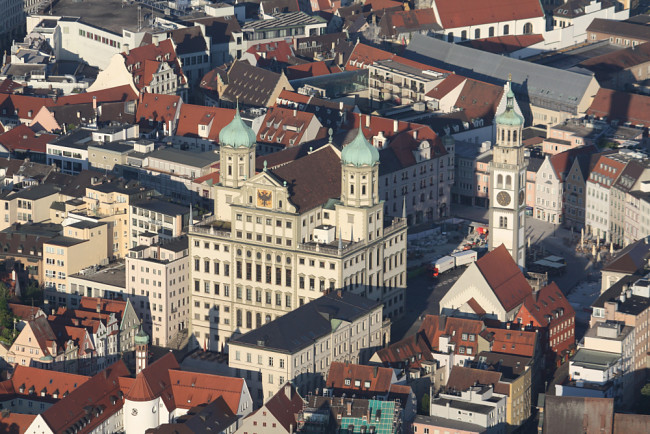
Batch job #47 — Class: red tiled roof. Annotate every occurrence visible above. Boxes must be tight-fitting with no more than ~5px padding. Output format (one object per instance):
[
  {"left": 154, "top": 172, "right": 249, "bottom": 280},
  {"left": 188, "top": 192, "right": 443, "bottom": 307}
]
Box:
[
  {"left": 169, "top": 370, "right": 244, "bottom": 412},
  {"left": 587, "top": 88, "right": 650, "bottom": 127},
  {"left": 446, "top": 365, "right": 510, "bottom": 396},
  {"left": 262, "top": 384, "right": 303, "bottom": 432},
  {"left": 374, "top": 331, "right": 432, "bottom": 369},
  {"left": 419, "top": 315, "right": 485, "bottom": 356},
  {"left": 246, "top": 40, "right": 294, "bottom": 64},
  {"left": 481, "top": 327, "right": 537, "bottom": 357},
  {"left": 0, "top": 124, "right": 56, "bottom": 154},
  {"left": 466, "top": 298, "right": 487, "bottom": 316},
  {"left": 380, "top": 9, "right": 441, "bottom": 38},
  {"left": 433, "top": 0, "right": 543, "bottom": 29},
  {"left": 475, "top": 245, "right": 532, "bottom": 312},
  {"left": 464, "top": 34, "right": 544, "bottom": 54},
  {"left": 364, "top": 0, "right": 402, "bottom": 9},
  {"left": 257, "top": 106, "right": 318, "bottom": 148},
  {"left": 125, "top": 352, "right": 178, "bottom": 403},
  {"left": 0, "top": 412, "right": 36, "bottom": 433},
  {"left": 8, "top": 303, "right": 44, "bottom": 321},
  {"left": 27, "top": 316, "right": 60, "bottom": 358},
  {"left": 78, "top": 297, "right": 127, "bottom": 317},
  {"left": 0, "top": 79, "right": 24, "bottom": 95},
  {"left": 193, "top": 170, "right": 220, "bottom": 185},
  {"left": 326, "top": 362, "right": 394, "bottom": 393},
  {"left": 454, "top": 78, "right": 503, "bottom": 120},
  {"left": 40, "top": 361, "right": 130, "bottom": 433},
  {"left": 123, "top": 39, "right": 185, "bottom": 91},
  {"left": 136, "top": 93, "right": 182, "bottom": 125},
  {"left": 549, "top": 145, "right": 597, "bottom": 182},
  {"left": 587, "top": 153, "right": 627, "bottom": 188},
  {"left": 175, "top": 104, "right": 236, "bottom": 141},
  {"left": 286, "top": 61, "right": 342, "bottom": 80},
  {"left": 425, "top": 74, "right": 466, "bottom": 99},
  {"left": 54, "top": 85, "right": 138, "bottom": 106},
  {"left": 269, "top": 145, "right": 341, "bottom": 213},
  {"left": 0, "top": 365, "right": 89, "bottom": 401},
  {"left": 520, "top": 282, "right": 575, "bottom": 329},
  {"left": 0, "top": 94, "right": 54, "bottom": 121},
  {"left": 345, "top": 43, "right": 395, "bottom": 70}
]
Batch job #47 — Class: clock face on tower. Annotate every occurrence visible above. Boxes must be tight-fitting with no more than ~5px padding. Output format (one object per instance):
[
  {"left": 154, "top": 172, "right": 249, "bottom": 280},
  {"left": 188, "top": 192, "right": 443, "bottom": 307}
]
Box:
[
  {"left": 257, "top": 189, "right": 273, "bottom": 208},
  {"left": 496, "top": 191, "right": 511, "bottom": 207},
  {"left": 519, "top": 190, "right": 525, "bottom": 205}
]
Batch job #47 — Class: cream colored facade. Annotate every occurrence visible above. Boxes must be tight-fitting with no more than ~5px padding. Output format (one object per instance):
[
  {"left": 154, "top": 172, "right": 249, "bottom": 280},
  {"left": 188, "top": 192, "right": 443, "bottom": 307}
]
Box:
[
  {"left": 189, "top": 125, "right": 407, "bottom": 353},
  {"left": 43, "top": 222, "right": 109, "bottom": 294},
  {"left": 125, "top": 235, "right": 190, "bottom": 347},
  {"left": 84, "top": 184, "right": 152, "bottom": 259},
  {"left": 229, "top": 301, "right": 385, "bottom": 406}
]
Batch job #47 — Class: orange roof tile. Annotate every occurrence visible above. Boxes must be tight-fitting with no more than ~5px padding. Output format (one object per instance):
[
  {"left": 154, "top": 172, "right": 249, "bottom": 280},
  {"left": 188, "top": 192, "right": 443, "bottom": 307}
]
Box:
[
  {"left": 482, "top": 327, "right": 537, "bottom": 357},
  {"left": 464, "top": 34, "right": 544, "bottom": 54},
  {"left": 426, "top": 74, "right": 466, "bottom": 99},
  {"left": 419, "top": 315, "right": 485, "bottom": 356},
  {"left": 0, "top": 412, "right": 36, "bottom": 434},
  {"left": 345, "top": 43, "right": 395, "bottom": 70},
  {"left": 176, "top": 104, "right": 236, "bottom": 142},
  {"left": 40, "top": 360, "right": 131, "bottom": 433},
  {"left": 433, "top": 0, "right": 543, "bottom": 29},
  {"left": 169, "top": 370, "right": 244, "bottom": 413},
  {"left": 54, "top": 85, "right": 138, "bottom": 106},
  {"left": 519, "top": 282, "right": 575, "bottom": 329},
  {"left": 0, "top": 124, "right": 56, "bottom": 154},
  {"left": 123, "top": 39, "right": 185, "bottom": 91},
  {"left": 454, "top": 78, "right": 503, "bottom": 121},
  {"left": 326, "top": 362, "right": 394, "bottom": 393},
  {"left": 0, "top": 365, "right": 89, "bottom": 402},
  {"left": 257, "top": 106, "right": 318, "bottom": 148},
  {"left": 286, "top": 61, "right": 342, "bottom": 80},
  {"left": 136, "top": 93, "right": 182, "bottom": 125},
  {"left": 125, "top": 352, "right": 178, "bottom": 403},
  {"left": 8, "top": 303, "right": 44, "bottom": 321},
  {"left": 446, "top": 365, "right": 509, "bottom": 396},
  {"left": 587, "top": 88, "right": 650, "bottom": 127},
  {"left": 475, "top": 245, "right": 532, "bottom": 312},
  {"left": 374, "top": 331, "right": 432, "bottom": 368}
]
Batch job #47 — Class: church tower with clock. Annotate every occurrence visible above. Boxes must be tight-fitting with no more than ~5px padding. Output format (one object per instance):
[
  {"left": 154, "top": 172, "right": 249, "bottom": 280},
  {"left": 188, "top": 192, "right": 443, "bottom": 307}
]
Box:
[{"left": 488, "top": 78, "right": 526, "bottom": 268}]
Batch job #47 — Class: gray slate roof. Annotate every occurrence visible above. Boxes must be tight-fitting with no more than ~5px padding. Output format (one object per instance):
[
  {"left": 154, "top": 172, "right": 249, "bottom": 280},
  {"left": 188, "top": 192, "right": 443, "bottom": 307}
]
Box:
[
  {"left": 230, "top": 291, "right": 381, "bottom": 353},
  {"left": 404, "top": 35, "right": 596, "bottom": 114}
]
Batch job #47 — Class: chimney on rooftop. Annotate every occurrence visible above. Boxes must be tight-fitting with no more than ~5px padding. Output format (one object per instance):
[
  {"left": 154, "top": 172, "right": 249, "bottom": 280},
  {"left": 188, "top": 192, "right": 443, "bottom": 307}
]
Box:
[
  {"left": 124, "top": 44, "right": 130, "bottom": 55},
  {"left": 346, "top": 401, "right": 352, "bottom": 416},
  {"left": 284, "top": 383, "right": 292, "bottom": 400},
  {"left": 393, "top": 119, "right": 398, "bottom": 133},
  {"left": 365, "top": 114, "right": 370, "bottom": 128}
]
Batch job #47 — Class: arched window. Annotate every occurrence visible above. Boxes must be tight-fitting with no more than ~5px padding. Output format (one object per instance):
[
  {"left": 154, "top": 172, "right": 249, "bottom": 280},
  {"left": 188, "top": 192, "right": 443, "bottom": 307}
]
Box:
[
  {"left": 497, "top": 174, "right": 503, "bottom": 188},
  {"left": 506, "top": 175, "right": 512, "bottom": 189},
  {"left": 256, "top": 313, "right": 262, "bottom": 328},
  {"left": 236, "top": 309, "right": 242, "bottom": 327},
  {"left": 447, "top": 32, "right": 454, "bottom": 42},
  {"left": 501, "top": 128, "right": 505, "bottom": 142},
  {"left": 507, "top": 130, "right": 511, "bottom": 142},
  {"left": 475, "top": 28, "right": 480, "bottom": 39},
  {"left": 503, "top": 24, "right": 510, "bottom": 35},
  {"left": 523, "top": 22, "right": 533, "bottom": 34},
  {"left": 513, "top": 130, "right": 517, "bottom": 143},
  {"left": 362, "top": 185, "right": 366, "bottom": 195},
  {"left": 246, "top": 311, "right": 252, "bottom": 329},
  {"left": 265, "top": 314, "right": 271, "bottom": 324},
  {"left": 350, "top": 184, "right": 354, "bottom": 195},
  {"left": 489, "top": 27, "right": 495, "bottom": 37},
  {"left": 461, "top": 30, "right": 467, "bottom": 41}
]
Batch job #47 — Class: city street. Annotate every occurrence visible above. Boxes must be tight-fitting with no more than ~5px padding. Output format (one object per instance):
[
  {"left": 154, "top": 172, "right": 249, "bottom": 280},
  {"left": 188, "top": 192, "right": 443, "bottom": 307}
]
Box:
[{"left": 394, "top": 204, "right": 598, "bottom": 341}]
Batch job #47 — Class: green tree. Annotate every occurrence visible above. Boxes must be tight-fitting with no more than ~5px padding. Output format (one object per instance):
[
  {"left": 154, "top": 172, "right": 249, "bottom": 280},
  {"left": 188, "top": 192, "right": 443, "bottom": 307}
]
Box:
[
  {"left": 638, "top": 383, "right": 650, "bottom": 414},
  {"left": 420, "top": 393, "right": 430, "bottom": 415},
  {"left": 0, "top": 284, "right": 17, "bottom": 345},
  {"left": 20, "top": 281, "right": 43, "bottom": 307}
]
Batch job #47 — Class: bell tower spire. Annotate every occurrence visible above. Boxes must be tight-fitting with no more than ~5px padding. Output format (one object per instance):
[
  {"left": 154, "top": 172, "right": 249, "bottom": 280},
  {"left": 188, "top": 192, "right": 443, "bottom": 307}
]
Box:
[{"left": 488, "top": 74, "right": 527, "bottom": 268}]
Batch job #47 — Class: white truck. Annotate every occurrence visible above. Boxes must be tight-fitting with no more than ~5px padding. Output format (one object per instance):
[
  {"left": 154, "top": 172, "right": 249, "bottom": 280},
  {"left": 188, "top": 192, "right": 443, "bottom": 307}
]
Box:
[
  {"left": 452, "top": 250, "right": 478, "bottom": 267},
  {"left": 430, "top": 250, "right": 478, "bottom": 277},
  {"left": 430, "top": 256, "right": 455, "bottom": 277}
]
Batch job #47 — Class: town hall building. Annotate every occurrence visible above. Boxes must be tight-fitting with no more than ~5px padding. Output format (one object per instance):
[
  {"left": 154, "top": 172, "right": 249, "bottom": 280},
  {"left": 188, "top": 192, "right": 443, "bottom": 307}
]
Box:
[{"left": 188, "top": 108, "right": 408, "bottom": 351}]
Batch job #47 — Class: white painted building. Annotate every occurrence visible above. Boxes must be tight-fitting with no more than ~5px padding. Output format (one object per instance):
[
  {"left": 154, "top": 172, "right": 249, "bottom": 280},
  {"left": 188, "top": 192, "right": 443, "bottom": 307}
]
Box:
[{"left": 125, "top": 234, "right": 190, "bottom": 347}]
